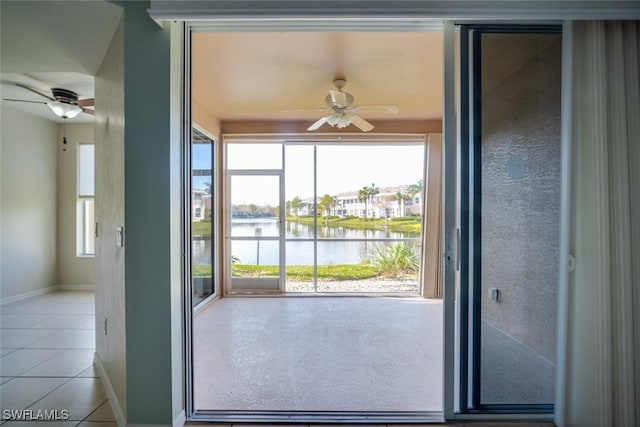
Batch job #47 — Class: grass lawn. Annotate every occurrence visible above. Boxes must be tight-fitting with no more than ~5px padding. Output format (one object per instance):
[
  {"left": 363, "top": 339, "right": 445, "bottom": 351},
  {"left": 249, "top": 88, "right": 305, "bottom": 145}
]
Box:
[
  {"left": 194, "top": 263, "right": 381, "bottom": 281},
  {"left": 287, "top": 215, "right": 422, "bottom": 235},
  {"left": 192, "top": 221, "right": 211, "bottom": 236},
  {"left": 193, "top": 216, "right": 422, "bottom": 237}
]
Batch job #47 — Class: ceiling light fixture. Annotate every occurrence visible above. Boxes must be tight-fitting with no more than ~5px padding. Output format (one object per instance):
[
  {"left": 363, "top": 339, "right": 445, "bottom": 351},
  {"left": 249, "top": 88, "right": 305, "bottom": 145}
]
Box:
[{"left": 46, "top": 101, "right": 82, "bottom": 119}]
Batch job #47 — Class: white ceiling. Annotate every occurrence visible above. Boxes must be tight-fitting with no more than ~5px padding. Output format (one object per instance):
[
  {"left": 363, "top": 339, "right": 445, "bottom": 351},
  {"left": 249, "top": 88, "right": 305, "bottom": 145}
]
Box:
[{"left": 0, "top": 1, "right": 122, "bottom": 123}]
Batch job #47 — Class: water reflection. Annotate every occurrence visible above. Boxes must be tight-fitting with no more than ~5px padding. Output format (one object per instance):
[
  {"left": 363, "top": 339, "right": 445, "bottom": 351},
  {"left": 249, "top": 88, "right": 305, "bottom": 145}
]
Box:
[{"left": 193, "top": 217, "right": 420, "bottom": 266}]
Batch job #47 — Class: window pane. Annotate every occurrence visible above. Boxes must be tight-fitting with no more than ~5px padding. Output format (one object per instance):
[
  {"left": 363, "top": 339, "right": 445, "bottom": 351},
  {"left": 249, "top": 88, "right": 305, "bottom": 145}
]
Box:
[
  {"left": 479, "top": 32, "right": 561, "bottom": 405},
  {"left": 285, "top": 145, "right": 314, "bottom": 238},
  {"left": 83, "top": 199, "right": 95, "bottom": 255},
  {"left": 192, "top": 129, "right": 214, "bottom": 306},
  {"left": 78, "top": 144, "right": 94, "bottom": 196},
  {"left": 227, "top": 143, "right": 282, "bottom": 169},
  {"left": 316, "top": 144, "right": 425, "bottom": 228}
]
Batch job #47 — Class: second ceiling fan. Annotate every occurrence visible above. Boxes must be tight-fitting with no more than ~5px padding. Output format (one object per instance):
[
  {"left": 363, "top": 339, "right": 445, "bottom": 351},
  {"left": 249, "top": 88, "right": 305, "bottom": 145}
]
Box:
[
  {"left": 297, "top": 78, "right": 399, "bottom": 132},
  {"left": 3, "top": 83, "right": 94, "bottom": 119}
]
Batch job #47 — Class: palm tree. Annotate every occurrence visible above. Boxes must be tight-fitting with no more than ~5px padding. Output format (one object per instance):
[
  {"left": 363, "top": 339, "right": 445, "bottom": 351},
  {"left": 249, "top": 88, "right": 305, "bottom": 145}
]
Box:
[
  {"left": 358, "top": 183, "right": 379, "bottom": 220},
  {"left": 358, "top": 187, "right": 371, "bottom": 219},
  {"left": 409, "top": 179, "right": 423, "bottom": 198},
  {"left": 318, "top": 194, "right": 338, "bottom": 224},
  {"left": 319, "top": 194, "right": 337, "bottom": 219},
  {"left": 290, "top": 196, "right": 302, "bottom": 219},
  {"left": 393, "top": 189, "right": 412, "bottom": 217}
]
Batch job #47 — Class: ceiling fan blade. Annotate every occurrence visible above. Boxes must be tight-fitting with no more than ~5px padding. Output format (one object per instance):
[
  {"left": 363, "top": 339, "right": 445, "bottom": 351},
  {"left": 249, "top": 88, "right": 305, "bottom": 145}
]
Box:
[
  {"left": 77, "top": 98, "right": 94, "bottom": 107},
  {"left": 15, "top": 83, "right": 55, "bottom": 102},
  {"left": 350, "top": 115, "right": 374, "bottom": 132},
  {"left": 307, "top": 116, "right": 329, "bottom": 131},
  {"left": 2, "top": 98, "right": 46, "bottom": 104},
  {"left": 329, "top": 90, "right": 348, "bottom": 107},
  {"left": 354, "top": 105, "right": 400, "bottom": 114},
  {"left": 82, "top": 107, "right": 94, "bottom": 116}
]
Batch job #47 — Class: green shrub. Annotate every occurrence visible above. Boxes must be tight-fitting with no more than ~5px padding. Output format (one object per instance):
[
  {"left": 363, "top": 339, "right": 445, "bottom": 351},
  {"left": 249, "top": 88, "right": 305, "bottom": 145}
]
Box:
[{"left": 371, "top": 242, "right": 420, "bottom": 277}]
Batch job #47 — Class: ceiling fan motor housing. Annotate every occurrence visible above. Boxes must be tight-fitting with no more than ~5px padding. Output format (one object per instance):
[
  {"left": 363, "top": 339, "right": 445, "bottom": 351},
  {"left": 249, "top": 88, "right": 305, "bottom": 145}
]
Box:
[
  {"left": 52, "top": 88, "right": 79, "bottom": 104},
  {"left": 325, "top": 92, "right": 354, "bottom": 109}
]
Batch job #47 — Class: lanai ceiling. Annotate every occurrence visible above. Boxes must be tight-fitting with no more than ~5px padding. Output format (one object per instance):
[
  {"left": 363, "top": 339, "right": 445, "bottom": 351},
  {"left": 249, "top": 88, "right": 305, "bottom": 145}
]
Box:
[{"left": 192, "top": 31, "right": 444, "bottom": 123}]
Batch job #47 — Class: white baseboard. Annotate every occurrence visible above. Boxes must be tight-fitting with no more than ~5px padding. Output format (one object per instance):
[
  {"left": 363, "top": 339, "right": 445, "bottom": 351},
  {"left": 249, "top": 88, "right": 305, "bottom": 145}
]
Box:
[
  {"left": 173, "top": 409, "right": 185, "bottom": 427},
  {"left": 93, "top": 353, "right": 126, "bottom": 427},
  {"left": 58, "top": 284, "right": 95, "bottom": 291},
  {"left": 0, "top": 286, "right": 56, "bottom": 305}
]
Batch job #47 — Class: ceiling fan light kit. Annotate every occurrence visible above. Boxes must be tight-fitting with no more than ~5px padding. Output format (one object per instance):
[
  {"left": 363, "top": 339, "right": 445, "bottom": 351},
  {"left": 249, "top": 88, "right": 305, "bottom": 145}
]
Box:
[
  {"left": 47, "top": 101, "right": 82, "bottom": 119},
  {"left": 3, "top": 83, "right": 94, "bottom": 119},
  {"left": 302, "top": 78, "right": 398, "bottom": 133}
]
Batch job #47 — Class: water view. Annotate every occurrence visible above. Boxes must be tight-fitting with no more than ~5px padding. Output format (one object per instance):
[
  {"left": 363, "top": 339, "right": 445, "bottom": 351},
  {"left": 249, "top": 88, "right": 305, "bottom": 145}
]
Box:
[{"left": 193, "top": 217, "right": 420, "bottom": 266}]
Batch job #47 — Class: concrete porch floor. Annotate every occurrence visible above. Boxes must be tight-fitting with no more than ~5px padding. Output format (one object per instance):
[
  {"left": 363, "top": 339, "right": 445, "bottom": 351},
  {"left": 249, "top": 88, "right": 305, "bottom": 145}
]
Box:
[{"left": 193, "top": 296, "right": 443, "bottom": 412}]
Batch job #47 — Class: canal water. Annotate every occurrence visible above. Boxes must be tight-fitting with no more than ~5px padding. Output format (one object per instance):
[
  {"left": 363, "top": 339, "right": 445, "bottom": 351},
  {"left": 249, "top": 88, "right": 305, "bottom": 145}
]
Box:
[{"left": 193, "top": 217, "right": 420, "bottom": 265}]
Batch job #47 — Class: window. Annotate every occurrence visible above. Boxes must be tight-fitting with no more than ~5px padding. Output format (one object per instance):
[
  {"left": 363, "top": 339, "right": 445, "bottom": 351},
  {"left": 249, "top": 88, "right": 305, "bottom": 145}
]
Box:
[
  {"left": 77, "top": 144, "right": 95, "bottom": 256},
  {"left": 191, "top": 127, "right": 215, "bottom": 306}
]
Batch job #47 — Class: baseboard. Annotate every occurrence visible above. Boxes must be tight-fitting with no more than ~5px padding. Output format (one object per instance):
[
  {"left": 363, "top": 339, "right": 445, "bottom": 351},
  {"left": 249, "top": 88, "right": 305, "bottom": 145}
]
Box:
[
  {"left": 93, "top": 353, "right": 126, "bottom": 427},
  {"left": 173, "top": 410, "right": 186, "bottom": 427},
  {"left": 0, "top": 286, "right": 56, "bottom": 305},
  {"left": 58, "top": 284, "right": 95, "bottom": 291}
]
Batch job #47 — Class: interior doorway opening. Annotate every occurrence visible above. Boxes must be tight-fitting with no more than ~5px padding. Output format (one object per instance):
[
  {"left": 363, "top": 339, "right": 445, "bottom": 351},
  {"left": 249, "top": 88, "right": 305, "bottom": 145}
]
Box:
[{"left": 187, "top": 28, "right": 445, "bottom": 420}]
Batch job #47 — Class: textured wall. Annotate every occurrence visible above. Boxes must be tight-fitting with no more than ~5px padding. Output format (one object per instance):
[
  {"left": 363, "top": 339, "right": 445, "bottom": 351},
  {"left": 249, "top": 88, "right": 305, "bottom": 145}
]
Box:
[
  {"left": 94, "top": 15, "right": 127, "bottom": 420},
  {"left": 1, "top": 106, "right": 58, "bottom": 300},
  {"left": 480, "top": 38, "right": 562, "bottom": 363}
]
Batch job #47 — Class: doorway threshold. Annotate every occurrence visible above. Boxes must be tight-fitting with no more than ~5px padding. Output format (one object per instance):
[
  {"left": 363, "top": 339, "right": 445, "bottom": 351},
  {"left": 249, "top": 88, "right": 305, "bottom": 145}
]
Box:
[{"left": 189, "top": 410, "right": 445, "bottom": 424}]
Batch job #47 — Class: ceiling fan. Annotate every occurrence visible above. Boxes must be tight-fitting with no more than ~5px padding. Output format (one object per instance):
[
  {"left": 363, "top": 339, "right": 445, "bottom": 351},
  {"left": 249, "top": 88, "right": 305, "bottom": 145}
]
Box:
[
  {"left": 3, "top": 83, "right": 94, "bottom": 119},
  {"left": 290, "top": 78, "right": 399, "bottom": 132}
]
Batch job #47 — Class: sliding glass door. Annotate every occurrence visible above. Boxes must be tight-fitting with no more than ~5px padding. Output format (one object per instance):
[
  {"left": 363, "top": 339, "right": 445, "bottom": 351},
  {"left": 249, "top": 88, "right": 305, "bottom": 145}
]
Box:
[
  {"left": 454, "top": 25, "right": 562, "bottom": 412},
  {"left": 226, "top": 143, "right": 284, "bottom": 292}
]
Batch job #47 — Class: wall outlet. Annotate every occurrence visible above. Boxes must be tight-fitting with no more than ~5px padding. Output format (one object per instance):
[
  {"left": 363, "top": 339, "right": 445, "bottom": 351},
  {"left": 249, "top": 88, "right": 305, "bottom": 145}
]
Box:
[{"left": 488, "top": 287, "right": 500, "bottom": 302}]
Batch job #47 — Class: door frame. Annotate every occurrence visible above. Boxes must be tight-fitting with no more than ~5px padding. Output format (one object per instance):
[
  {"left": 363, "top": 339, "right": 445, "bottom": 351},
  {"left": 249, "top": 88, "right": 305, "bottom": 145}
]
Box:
[
  {"left": 180, "top": 16, "right": 574, "bottom": 425},
  {"left": 225, "top": 169, "right": 285, "bottom": 294}
]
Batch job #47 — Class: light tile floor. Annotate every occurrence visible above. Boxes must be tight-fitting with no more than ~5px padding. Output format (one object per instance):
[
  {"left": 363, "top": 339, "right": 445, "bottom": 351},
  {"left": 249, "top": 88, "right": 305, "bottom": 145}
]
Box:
[{"left": 0, "top": 291, "right": 116, "bottom": 427}]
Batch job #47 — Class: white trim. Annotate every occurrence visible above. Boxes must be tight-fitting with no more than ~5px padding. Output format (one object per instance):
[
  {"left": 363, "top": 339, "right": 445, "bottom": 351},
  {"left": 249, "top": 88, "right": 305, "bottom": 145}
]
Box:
[
  {"left": 173, "top": 410, "right": 186, "bottom": 427},
  {"left": 94, "top": 353, "right": 126, "bottom": 427},
  {"left": 555, "top": 19, "right": 574, "bottom": 427},
  {"left": 0, "top": 286, "right": 56, "bottom": 305},
  {"left": 223, "top": 133, "right": 427, "bottom": 144}
]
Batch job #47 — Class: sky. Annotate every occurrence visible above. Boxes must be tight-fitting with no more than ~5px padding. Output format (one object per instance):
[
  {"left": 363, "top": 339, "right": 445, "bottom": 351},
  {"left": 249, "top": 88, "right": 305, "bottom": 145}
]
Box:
[{"left": 194, "top": 143, "right": 425, "bottom": 206}]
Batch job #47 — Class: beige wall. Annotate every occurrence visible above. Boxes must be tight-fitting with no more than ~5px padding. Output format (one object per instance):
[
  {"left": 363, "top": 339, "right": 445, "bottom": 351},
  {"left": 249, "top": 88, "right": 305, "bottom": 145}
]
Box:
[
  {"left": 220, "top": 119, "right": 442, "bottom": 135},
  {"left": 57, "top": 123, "right": 95, "bottom": 287},
  {"left": 193, "top": 100, "right": 220, "bottom": 137},
  {"left": 94, "top": 17, "right": 127, "bottom": 421},
  {"left": 1, "top": 106, "right": 58, "bottom": 301}
]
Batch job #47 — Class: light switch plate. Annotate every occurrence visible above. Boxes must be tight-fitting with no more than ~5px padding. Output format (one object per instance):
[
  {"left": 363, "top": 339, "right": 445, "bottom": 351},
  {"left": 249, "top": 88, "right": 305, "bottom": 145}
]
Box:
[{"left": 116, "top": 226, "right": 124, "bottom": 247}]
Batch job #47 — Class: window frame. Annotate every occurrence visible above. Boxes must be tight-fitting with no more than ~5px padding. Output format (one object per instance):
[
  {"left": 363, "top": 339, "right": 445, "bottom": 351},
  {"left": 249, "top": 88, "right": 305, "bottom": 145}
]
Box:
[{"left": 77, "top": 142, "right": 95, "bottom": 257}]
